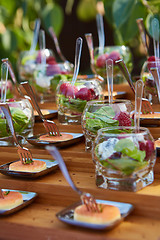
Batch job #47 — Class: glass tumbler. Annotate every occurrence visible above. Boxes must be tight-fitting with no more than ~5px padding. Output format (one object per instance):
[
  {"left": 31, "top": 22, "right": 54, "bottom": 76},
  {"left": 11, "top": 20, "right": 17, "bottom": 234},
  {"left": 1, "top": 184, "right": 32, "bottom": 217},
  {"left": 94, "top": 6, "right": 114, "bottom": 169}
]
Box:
[
  {"left": 56, "top": 78, "right": 103, "bottom": 125},
  {"left": 92, "top": 126, "right": 156, "bottom": 192},
  {"left": 93, "top": 46, "right": 133, "bottom": 84},
  {"left": 141, "top": 59, "right": 160, "bottom": 104},
  {"left": 81, "top": 99, "right": 132, "bottom": 151},
  {"left": 17, "top": 49, "right": 55, "bottom": 82},
  {"left": 0, "top": 99, "right": 34, "bottom": 146},
  {"left": 33, "top": 62, "right": 73, "bottom": 103}
]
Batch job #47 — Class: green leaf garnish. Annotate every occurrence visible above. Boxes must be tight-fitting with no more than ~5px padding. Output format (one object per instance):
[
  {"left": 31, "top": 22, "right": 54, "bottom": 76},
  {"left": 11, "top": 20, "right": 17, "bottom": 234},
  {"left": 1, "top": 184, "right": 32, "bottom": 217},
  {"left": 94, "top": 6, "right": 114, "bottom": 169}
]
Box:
[
  {"left": 114, "top": 139, "right": 146, "bottom": 162},
  {"left": 4, "top": 191, "right": 10, "bottom": 196},
  {"left": 100, "top": 157, "right": 148, "bottom": 175},
  {"left": 24, "top": 159, "right": 33, "bottom": 164},
  {"left": 85, "top": 106, "right": 119, "bottom": 134},
  {"left": 58, "top": 94, "right": 87, "bottom": 113}
]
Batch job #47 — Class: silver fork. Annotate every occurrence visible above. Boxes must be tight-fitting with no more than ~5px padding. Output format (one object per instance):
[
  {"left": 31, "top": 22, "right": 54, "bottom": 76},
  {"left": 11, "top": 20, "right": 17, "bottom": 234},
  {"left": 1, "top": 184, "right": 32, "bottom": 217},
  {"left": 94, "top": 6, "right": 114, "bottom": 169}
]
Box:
[
  {"left": 115, "top": 59, "right": 154, "bottom": 114},
  {"left": 20, "top": 81, "right": 60, "bottom": 136},
  {"left": 46, "top": 145, "right": 99, "bottom": 213},
  {"left": 48, "top": 26, "right": 74, "bottom": 70},
  {"left": 0, "top": 103, "right": 33, "bottom": 164}
]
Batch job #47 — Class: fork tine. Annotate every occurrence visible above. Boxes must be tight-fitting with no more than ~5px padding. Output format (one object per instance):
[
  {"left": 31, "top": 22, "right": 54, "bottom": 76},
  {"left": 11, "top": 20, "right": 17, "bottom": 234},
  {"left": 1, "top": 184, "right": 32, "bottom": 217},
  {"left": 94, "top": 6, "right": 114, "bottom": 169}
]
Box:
[
  {"left": 51, "top": 122, "right": 59, "bottom": 135},
  {"left": 43, "top": 120, "right": 61, "bottom": 136},
  {"left": 141, "top": 100, "right": 154, "bottom": 114},
  {"left": 43, "top": 122, "right": 53, "bottom": 136},
  {"left": 18, "top": 150, "right": 24, "bottom": 164},
  {"left": 54, "top": 124, "right": 61, "bottom": 136},
  {"left": 27, "top": 150, "right": 33, "bottom": 160},
  {"left": 142, "top": 103, "right": 147, "bottom": 114},
  {"left": 17, "top": 147, "right": 33, "bottom": 164},
  {"left": 48, "top": 124, "right": 55, "bottom": 135},
  {"left": 81, "top": 194, "right": 99, "bottom": 213},
  {"left": 146, "top": 101, "right": 154, "bottom": 114},
  {"left": 21, "top": 152, "right": 26, "bottom": 163},
  {"left": 0, "top": 189, "right": 4, "bottom": 199}
]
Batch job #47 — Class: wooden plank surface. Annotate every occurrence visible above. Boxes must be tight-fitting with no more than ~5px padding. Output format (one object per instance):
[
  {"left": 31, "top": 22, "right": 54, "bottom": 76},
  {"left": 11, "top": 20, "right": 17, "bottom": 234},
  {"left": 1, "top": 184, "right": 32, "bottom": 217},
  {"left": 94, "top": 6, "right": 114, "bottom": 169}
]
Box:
[{"left": 0, "top": 85, "right": 160, "bottom": 240}]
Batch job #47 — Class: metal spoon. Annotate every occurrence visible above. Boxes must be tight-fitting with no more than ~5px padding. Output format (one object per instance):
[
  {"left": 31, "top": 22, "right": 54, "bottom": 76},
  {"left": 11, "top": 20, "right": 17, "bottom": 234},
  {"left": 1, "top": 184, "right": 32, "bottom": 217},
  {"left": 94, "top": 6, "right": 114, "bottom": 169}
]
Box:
[
  {"left": 96, "top": 13, "right": 105, "bottom": 55},
  {"left": 71, "top": 37, "right": 83, "bottom": 86},
  {"left": 134, "top": 79, "right": 144, "bottom": 132},
  {"left": 151, "top": 18, "right": 159, "bottom": 59},
  {"left": 30, "top": 18, "right": 41, "bottom": 53},
  {"left": 1, "top": 62, "right": 8, "bottom": 103},
  {"left": 106, "top": 59, "right": 113, "bottom": 103}
]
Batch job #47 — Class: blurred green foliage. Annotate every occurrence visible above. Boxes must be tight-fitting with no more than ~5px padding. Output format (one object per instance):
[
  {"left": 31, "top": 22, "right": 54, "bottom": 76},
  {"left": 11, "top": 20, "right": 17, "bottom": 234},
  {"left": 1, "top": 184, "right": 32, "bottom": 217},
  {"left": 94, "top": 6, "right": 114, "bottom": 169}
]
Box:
[
  {"left": 0, "top": 0, "right": 160, "bottom": 76},
  {"left": 76, "top": 0, "right": 160, "bottom": 45},
  {"left": 0, "top": 0, "right": 64, "bottom": 71},
  {"left": 75, "top": 0, "right": 160, "bottom": 74}
]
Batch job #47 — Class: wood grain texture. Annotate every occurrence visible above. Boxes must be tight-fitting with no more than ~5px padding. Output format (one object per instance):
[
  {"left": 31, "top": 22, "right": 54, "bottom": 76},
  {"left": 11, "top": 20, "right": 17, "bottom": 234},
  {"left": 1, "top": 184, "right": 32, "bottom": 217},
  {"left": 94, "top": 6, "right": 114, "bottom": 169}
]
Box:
[{"left": 0, "top": 86, "right": 160, "bottom": 240}]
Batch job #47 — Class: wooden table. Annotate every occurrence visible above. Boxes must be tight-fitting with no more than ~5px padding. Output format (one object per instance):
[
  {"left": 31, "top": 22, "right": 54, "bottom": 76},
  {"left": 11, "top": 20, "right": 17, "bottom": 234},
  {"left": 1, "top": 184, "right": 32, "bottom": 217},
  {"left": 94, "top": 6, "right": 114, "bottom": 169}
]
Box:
[{"left": 0, "top": 86, "right": 160, "bottom": 240}]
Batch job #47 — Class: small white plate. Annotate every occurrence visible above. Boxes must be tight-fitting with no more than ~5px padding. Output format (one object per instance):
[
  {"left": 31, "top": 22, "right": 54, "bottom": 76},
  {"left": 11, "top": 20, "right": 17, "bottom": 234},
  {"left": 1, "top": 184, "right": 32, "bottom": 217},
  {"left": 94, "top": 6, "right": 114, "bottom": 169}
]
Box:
[
  {"left": 0, "top": 189, "right": 37, "bottom": 216},
  {"left": 27, "top": 133, "right": 84, "bottom": 148},
  {"left": 0, "top": 158, "right": 58, "bottom": 179},
  {"left": 56, "top": 199, "right": 134, "bottom": 230}
]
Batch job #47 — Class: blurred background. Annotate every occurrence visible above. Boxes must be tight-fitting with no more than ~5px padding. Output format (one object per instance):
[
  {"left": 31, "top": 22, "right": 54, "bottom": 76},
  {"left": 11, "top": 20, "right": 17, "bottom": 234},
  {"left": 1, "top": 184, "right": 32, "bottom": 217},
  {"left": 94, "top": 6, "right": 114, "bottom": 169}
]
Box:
[{"left": 0, "top": 0, "right": 159, "bottom": 79}]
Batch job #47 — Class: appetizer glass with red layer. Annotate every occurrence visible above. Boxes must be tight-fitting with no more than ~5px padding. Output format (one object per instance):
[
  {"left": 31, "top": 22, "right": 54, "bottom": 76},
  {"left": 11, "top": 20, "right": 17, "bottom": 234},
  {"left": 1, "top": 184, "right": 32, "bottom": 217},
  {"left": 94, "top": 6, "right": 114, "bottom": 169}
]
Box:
[
  {"left": 81, "top": 99, "right": 132, "bottom": 151},
  {"left": 56, "top": 77, "right": 103, "bottom": 124},
  {"left": 0, "top": 99, "right": 34, "bottom": 146},
  {"left": 141, "top": 56, "right": 160, "bottom": 104},
  {"left": 93, "top": 126, "right": 156, "bottom": 192},
  {"left": 94, "top": 46, "right": 133, "bottom": 84}
]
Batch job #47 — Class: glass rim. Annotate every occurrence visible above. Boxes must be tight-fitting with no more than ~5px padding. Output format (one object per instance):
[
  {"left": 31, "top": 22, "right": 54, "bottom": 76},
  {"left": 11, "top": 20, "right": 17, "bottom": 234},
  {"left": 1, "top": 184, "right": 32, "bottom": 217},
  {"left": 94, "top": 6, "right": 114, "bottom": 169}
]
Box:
[
  {"left": 94, "top": 45, "right": 129, "bottom": 50},
  {"left": 145, "top": 61, "right": 160, "bottom": 63},
  {"left": 58, "top": 78, "right": 100, "bottom": 84},
  {"left": 97, "top": 126, "right": 150, "bottom": 137},
  {"left": 34, "top": 62, "right": 68, "bottom": 67},
  {"left": 86, "top": 99, "right": 131, "bottom": 106},
  {"left": 19, "top": 48, "right": 53, "bottom": 55},
  {"left": 6, "top": 98, "right": 29, "bottom": 103}
]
